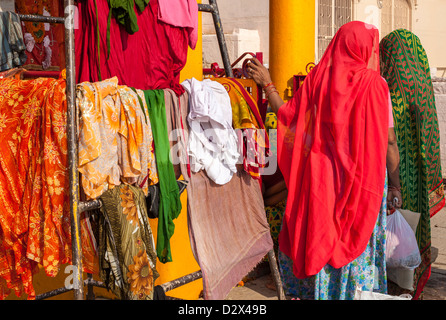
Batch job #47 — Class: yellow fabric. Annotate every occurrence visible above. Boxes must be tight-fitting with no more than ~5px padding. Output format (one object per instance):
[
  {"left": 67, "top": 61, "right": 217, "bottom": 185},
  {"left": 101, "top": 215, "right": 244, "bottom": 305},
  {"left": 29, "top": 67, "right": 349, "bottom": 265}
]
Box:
[
  {"left": 149, "top": 177, "right": 202, "bottom": 300},
  {"left": 212, "top": 78, "right": 259, "bottom": 129},
  {"left": 76, "top": 77, "right": 158, "bottom": 199}
]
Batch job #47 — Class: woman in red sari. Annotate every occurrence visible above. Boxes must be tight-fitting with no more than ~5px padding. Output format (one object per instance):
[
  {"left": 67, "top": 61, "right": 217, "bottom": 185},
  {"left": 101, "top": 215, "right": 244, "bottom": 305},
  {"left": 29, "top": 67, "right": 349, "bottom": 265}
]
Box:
[{"left": 248, "top": 21, "right": 402, "bottom": 299}]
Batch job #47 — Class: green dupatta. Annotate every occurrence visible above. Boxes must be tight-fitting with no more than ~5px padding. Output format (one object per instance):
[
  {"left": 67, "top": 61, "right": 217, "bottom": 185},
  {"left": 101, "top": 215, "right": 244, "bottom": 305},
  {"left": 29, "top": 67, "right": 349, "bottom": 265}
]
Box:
[
  {"left": 144, "top": 89, "right": 182, "bottom": 263},
  {"left": 380, "top": 29, "right": 445, "bottom": 299}
]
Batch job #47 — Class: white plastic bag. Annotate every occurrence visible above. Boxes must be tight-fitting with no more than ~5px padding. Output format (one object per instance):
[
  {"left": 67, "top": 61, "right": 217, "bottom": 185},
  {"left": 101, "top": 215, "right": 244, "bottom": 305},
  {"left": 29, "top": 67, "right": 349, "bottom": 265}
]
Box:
[
  {"left": 354, "top": 287, "right": 412, "bottom": 300},
  {"left": 386, "top": 267, "right": 415, "bottom": 290},
  {"left": 386, "top": 209, "right": 421, "bottom": 269}
]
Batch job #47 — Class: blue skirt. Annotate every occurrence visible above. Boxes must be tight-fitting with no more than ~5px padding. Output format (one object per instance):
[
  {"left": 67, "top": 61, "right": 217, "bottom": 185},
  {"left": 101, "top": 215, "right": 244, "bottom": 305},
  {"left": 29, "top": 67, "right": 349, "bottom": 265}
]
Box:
[{"left": 278, "top": 176, "right": 388, "bottom": 300}]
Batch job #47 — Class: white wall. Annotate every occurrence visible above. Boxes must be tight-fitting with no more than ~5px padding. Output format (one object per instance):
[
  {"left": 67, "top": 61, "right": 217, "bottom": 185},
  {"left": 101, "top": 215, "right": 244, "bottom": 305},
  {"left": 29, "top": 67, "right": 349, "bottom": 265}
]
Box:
[
  {"left": 202, "top": 1, "right": 446, "bottom": 74},
  {"left": 412, "top": 1, "right": 446, "bottom": 76},
  {"left": 434, "top": 81, "right": 446, "bottom": 177},
  {"left": 201, "top": 0, "right": 269, "bottom": 67},
  {"left": 353, "top": 0, "right": 382, "bottom": 33}
]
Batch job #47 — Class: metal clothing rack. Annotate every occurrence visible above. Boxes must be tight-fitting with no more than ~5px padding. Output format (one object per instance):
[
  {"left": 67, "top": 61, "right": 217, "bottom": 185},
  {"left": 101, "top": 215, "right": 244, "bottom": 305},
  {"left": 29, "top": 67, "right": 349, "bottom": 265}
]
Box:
[{"left": 15, "top": 0, "right": 285, "bottom": 300}]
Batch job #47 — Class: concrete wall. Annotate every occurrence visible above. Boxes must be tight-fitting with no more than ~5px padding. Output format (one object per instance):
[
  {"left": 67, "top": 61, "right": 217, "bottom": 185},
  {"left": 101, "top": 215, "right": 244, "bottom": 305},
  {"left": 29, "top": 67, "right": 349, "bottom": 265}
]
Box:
[
  {"left": 412, "top": 1, "right": 446, "bottom": 77},
  {"left": 201, "top": 0, "right": 269, "bottom": 67},
  {"left": 434, "top": 80, "right": 446, "bottom": 178},
  {"left": 203, "top": 1, "right": 446, "bottom": 75}
]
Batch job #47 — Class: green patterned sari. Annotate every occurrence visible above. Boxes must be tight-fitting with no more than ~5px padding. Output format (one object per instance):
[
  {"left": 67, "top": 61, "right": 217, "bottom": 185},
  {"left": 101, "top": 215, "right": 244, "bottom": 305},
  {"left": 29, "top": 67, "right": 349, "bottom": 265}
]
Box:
[{"left": 380, "top": 29, "right": 445, "bottom": 300}]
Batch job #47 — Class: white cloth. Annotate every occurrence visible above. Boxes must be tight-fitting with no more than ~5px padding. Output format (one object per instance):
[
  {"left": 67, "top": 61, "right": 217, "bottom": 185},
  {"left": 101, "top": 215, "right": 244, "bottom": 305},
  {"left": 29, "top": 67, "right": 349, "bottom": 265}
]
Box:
[{"left": 182, "top": 78, "right": 240, "bottom": 185}]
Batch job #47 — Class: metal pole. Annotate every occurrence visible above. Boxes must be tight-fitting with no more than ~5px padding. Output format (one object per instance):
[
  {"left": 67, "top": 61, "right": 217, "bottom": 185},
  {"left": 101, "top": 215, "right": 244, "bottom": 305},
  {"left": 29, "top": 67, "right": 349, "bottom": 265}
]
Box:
[
  {"left": 207, "top": 0, "right": 233, "bottom": 77},
  {"left": 267, "top": 250, "right": 286, "bottom": 300},
  {"left": 17, "top": 14, "right": 65, "bottom": 24},
  {"left": 160, "top": 270, "right": 203, "bottom": 293},
  {"left": 64, "top": 0, "right": 84, "bottom": 300}
]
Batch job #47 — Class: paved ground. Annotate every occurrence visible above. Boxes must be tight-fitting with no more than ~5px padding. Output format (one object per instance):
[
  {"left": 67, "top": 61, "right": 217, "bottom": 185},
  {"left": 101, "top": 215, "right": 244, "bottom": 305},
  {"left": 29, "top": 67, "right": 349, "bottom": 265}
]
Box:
[{"left": 226, "top": 207, "right": 446, "bottom": 300}]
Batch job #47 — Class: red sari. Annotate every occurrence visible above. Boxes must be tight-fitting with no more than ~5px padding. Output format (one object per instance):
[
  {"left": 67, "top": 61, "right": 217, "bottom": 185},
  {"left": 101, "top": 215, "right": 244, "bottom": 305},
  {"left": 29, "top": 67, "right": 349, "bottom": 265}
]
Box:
[{"left": 277, "top": 21, "right": 390, "bottom": 279}]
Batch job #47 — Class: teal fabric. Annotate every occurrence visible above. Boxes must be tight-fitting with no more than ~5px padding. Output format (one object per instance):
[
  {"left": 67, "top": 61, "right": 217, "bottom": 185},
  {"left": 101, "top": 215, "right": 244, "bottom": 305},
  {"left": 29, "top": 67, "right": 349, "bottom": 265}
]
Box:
[
  {"left": 144, "top": 89, "right": 182, "bottom": 263},
  {"left": 0, "top": 12, "right": 28, "bottom": 71}
]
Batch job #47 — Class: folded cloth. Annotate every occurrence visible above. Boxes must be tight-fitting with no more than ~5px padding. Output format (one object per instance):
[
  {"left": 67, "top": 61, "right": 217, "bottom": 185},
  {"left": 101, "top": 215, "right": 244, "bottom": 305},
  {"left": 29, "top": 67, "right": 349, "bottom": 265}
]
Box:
[
  {"left": 0, "top": 11, "right": 28, "bottom": 71},
  {"left": 182, "top": 78, "right": 240, "bottom": 185}
]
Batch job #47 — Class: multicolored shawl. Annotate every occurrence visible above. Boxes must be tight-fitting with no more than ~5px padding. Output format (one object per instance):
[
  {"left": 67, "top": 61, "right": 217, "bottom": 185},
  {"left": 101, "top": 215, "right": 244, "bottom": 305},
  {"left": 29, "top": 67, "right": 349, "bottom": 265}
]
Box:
[
  {"left": 212, "top": 77, "right": 270, "bottom": 180},
  {"left": 277, "top": 21, "right": 389, "bottom": 279},
  {"left": 380, "top": 29, "right": 445, "bottom": 299},
  {"left": 98, "top": 184, "right": 159, "bottom": 300}
]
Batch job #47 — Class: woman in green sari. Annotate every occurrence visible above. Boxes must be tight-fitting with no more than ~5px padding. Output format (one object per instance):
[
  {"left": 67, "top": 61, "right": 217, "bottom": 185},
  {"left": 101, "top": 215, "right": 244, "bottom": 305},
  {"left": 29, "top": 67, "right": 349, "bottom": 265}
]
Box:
[{"left": 380, "top": 29, "right": 445, "bottom": 300}]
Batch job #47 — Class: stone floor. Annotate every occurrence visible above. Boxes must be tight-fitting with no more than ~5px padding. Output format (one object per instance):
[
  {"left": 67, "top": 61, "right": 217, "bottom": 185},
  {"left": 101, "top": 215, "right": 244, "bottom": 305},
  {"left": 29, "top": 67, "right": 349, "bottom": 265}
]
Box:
[{"left": 226, "top": 207, "right": 446, "bottom": 300}]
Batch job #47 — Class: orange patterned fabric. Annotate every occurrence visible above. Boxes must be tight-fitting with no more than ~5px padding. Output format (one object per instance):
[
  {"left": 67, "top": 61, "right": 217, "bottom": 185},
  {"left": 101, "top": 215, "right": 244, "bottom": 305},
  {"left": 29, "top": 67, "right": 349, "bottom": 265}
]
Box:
[
  {"left": 76, "top": 77, "right": 158, "bottom": 199},
  {"left": 0, "top": 76, "right": 95, "bottom": 299}
]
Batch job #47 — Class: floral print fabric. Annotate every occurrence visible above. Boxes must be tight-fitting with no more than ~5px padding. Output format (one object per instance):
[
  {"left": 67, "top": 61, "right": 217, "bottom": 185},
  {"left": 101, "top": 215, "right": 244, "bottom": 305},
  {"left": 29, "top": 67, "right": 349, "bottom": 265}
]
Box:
[
  {"left": 0, "top": 76, "right": 95, "bottom": 299},
  {"left": 76, "top": 77, "right": 158, "bottom": 200},
  {"left": 278, "top": 175, "right": 388, "bottom": 300},
  {"left": 98, "top": 184, "right": 159, "bottom": 300}
]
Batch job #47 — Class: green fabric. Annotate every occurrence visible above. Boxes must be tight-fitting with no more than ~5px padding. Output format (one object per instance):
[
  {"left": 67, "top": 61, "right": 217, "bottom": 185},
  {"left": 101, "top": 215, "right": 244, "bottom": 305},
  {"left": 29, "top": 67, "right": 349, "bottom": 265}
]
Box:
[
  {"left": 94, "top": 0, "right": 102, "bottom": 80},
  {"left": 380, "top": 29, "right": 445, "bottom": 299},
  {"left": 98, "top": 185, "right": 159, "bottom": 300},
  {"left": 107, "top": 0, "right": 139, "bottom": 34},
  {"left": 144, "top": 89, "right": 182, "bottom": 263},
  {"left": 134, "top": 0, "right": 151, "bottom": 12},
  {"left": 105, "top": 0, "right": 150, "bottom": 60}
]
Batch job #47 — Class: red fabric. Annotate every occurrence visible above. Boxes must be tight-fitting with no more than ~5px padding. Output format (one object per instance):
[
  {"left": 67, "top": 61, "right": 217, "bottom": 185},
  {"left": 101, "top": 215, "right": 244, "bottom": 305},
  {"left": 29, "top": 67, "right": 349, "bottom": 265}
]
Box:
[
  {"left": 75, "top": 0, "right": 189, "bottom": 95},
  {"left": 277, "top": 21, "right": 390, "bottom": 278}
]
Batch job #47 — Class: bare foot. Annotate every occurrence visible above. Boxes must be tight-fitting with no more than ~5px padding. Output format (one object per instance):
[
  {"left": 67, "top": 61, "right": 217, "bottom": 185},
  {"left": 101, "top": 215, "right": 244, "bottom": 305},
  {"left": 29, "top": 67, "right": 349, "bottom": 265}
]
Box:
[{"left": 265, "top": 275, "right": 276, "bottom": 291}]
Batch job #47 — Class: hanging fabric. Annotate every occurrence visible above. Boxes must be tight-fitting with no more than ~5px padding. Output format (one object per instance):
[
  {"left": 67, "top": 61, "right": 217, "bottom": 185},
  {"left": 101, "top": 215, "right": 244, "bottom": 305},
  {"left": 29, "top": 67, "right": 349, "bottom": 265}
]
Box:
[
  {"left": 15, "top": 0, "right": 65, "bottom": 70},
  {"left": 157, "top": 0, "right": 198, "bottom": 50},
  {"left": 182, "top": 78, "right": 240, "bottom": 185},
  {"left": 98, "top": 184, "right": 159, "bottom": 300},
  {"left": 172, "top": 86, "right": 274, "bottom": 300},
  {"left": 0, "top": 75, "right": 96, "bottom": 299},
  {"left": 143, "top": 89, "right": 182, "bottom": 263},
  {"left": 75, "top": 0, "right": 191, "bottom": 95},
  {"left": 0, "top": 11, "right": 28, "bottom": 72},
  {"left": 212, "top": 77, "right": 270, "bottom": 180},
  {"left": 76, "top": 77, "right": 158, "bottom": 200}
]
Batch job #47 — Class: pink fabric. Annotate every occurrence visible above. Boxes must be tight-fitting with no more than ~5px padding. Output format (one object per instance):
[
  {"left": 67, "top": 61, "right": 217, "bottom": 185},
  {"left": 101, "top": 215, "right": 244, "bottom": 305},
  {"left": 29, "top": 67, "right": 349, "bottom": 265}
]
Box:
[
  {"left": 158, "top": 0, "right": 198, "bottom": 50},
  {"left": 388, "top": 91, "right": 394, "bottom": 128},
  {"left": 75, "top": 0, "right": 189, "bottom": 96}
]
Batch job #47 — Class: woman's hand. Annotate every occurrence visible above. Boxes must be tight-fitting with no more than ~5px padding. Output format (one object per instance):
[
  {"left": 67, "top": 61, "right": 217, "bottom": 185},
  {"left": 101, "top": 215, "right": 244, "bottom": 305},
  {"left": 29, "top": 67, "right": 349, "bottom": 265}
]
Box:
[
  {"left": 247, "top": 57, "right": 272, "bottom": 87},
  {"left": 387, "top": 188, "right": 402, "bottom": 210}
]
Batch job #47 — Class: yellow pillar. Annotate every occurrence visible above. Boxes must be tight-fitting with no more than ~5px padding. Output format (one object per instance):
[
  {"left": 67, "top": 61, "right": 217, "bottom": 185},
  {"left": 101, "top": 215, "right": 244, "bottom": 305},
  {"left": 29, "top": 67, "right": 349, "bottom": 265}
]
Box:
[
  {"left": 269, "top": 0, "right": 315, "bottom": 102},
  {"left": 180, "top": 0, "right": 203, "bottom": 82}
]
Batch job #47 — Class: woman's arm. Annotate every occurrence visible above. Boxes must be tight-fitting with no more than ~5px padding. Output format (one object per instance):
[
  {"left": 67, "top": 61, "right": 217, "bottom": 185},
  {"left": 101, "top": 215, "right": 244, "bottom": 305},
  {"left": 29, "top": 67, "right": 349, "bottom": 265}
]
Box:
[
  {"left": 247, "top": 58, "right": 285, "bottom": 114},
  {"left": 387, "top": 127, "right": 402, "bottom": 209}
]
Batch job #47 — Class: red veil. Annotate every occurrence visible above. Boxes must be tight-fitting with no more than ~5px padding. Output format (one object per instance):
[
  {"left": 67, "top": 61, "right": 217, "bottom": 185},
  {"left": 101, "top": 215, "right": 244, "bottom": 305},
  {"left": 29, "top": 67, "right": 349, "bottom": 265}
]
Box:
[{"left": 277, "top": 21, "right": 390, "bottom": 278}]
